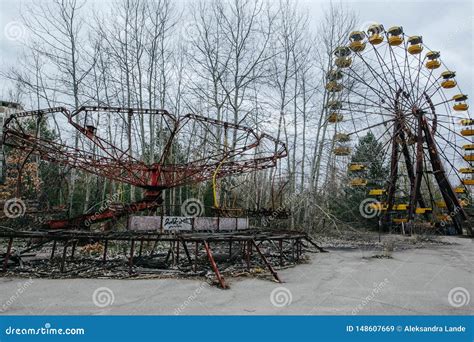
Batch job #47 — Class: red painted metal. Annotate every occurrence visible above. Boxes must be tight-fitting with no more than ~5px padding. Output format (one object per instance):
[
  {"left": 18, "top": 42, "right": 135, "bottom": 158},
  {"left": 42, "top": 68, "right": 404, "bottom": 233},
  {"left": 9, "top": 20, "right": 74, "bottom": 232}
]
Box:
[
  {"left": 203, "top": 240, "right": 227, "bottom": 289},
  {"left": 2, "top": 106, "right": 287, "bottom": 229}
]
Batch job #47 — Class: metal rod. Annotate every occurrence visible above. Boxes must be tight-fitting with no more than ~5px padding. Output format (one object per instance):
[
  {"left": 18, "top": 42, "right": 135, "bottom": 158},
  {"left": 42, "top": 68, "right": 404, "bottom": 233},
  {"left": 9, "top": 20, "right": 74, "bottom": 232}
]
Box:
[
  {"left": 181, "top": 240, "right": 192, "bottom": 264},
  {"left": 251, "top": 240, "right": 281, "bottom": 283},
  {"left": 203, "top": 240, "right": 227, "bottom": 289},
  {"left": 70, "top": 240, "right": 77, "bottom": 260},
  {"left": 138, "top": 238, "right": 144, "bottom": 257}
]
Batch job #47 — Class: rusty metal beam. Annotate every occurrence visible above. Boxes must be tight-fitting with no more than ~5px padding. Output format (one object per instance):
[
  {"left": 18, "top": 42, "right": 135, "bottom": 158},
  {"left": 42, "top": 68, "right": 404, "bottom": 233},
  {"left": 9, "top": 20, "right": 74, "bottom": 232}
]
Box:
[
  {"left": 203, "top": 241, "right": 227, "bottom": 289},
  {"left": 251, "top": 239, "right": 281, "bottom": 283}
]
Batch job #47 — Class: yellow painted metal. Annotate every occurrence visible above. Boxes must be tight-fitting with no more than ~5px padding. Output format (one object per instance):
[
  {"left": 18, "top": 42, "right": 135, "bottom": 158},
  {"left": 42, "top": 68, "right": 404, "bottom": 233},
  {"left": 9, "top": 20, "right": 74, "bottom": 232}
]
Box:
[
  {"left": 369, "top": 189, "right": 385, "bottom": 196},
  {"left": 453, "top": 94, "right": 468, "bottom": 101},
  {"left": 462, "top": 179, "right": 474, "bottom": 186},
  {"left": 415, "top": 208, "right": 432, "bottom": 214},
  {"left": 334, "top": 133, "right": 350, "bottom": 142},
  {"left": 393, "top": 204, "right": 408, "bottom": 210},
  {"left": 349, "top": 41, "right": 366, "bottom": 52},
  {"left": 368, "top": 34, "right": 383, "bottom": 45},
  {"left": 454, "top": 103, "right": 469, "bottom": 111},
  {"left": 453, "top": 94, "right": 468, "bottom": 111},
  {"left": 326, "top": 81, "right": 343, "bottom": 92},
  {"left": 461, "top": 129, "right": 474, "bottom": 136},
  {"left": 348, "top": 163, "right": 365, "bottom": 172},
  {"left": 460, "top": 119, "right": 473, "bottom": 126},
  {"left": 408, "top": 44, "right": 423, "bottom": 55},
  {"left": 333, "top": 146, "right": 351, "bottom": 156},
  {"left": 464, "top": 155, "right": 474, "bottom": 162},
  {"left": 388, "top": 36, "right": 403, "bottom": 46},
  {"left": 393, "top": 218, "right": 408, "bottom": 223},
  {"left": 459, "top": 167, "right": 474, "bottom": 174},
  {"left": 436, "top": 201, "right": 447, "bottom": 208},
  {"left": 335, "top": 57, "right": 352, "bottom": 68},
  {"left": 387, "top": 26, "right": 403, "bottom": 45},
  {"left": 370, "top": 202, "right": 388, "bottom": 211},
  {"left": 350, "top": 178, "right": 368, "bottom": 186},
  {"left": 426, "top": 60, "right": 440, "bottom": 69},
  {"left": 441, "top": 79, "right": 456, "bottom": 89},
  {"left": 463, "top": 144, "right": 474, "bottom": 150},
  {"left": 328, "top": 112, "right": 344, "bottom": 123},
  {"left": 455, "top": 187, "right": 466, "bottom": 193}
]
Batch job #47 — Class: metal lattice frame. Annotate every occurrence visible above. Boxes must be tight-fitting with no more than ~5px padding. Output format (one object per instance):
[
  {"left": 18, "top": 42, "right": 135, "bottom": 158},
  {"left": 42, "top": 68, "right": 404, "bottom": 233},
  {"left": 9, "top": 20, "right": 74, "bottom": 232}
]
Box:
[
  {"left": 328, "top": 25, "right": 472, "bottom": 234},
  {"left": 2, "top": 106, "right": 287, "bottom": 228}
]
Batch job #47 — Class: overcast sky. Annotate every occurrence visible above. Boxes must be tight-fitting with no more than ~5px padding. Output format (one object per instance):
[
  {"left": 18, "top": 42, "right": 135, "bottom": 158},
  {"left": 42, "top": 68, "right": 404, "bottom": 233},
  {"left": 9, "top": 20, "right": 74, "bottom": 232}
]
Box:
[{"left": 0, "top": 0, "right": 473, "bottom": 99}]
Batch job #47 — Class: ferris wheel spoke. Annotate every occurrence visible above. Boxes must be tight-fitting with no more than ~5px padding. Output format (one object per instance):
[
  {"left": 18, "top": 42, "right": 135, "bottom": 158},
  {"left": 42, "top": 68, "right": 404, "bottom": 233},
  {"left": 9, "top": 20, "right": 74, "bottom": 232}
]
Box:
[
  {"left": 350, "top": 51, "right": 399, "bottom": 102},
  {"left": 370, "top": 45, "right": 404, "bottom": 96},
  {"left": 340, "top": 67, "right": 393, "bottom": 105}
]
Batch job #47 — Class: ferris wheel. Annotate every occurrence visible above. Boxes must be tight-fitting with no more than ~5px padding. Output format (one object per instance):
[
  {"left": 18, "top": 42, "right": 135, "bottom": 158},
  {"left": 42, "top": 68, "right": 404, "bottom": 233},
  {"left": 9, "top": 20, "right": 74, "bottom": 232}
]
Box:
[{"left": 326, "top": 24, "right": 472, "bottom": 234}]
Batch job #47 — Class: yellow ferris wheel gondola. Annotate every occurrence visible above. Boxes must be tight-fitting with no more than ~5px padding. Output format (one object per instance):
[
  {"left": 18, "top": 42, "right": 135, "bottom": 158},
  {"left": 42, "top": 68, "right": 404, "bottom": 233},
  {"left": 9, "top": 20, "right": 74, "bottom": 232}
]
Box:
[
  {"left": 326, "top": 81, "right": 343, "bottom": 92},
  {"left": 367, "top": 24, "right": 384, "bottom": 45},
  {"left": 453, "top": 94, "right": 469, "bottom": 111},
  {"left": 349, "top": 31, "right": 366, "bottom": 52},
  {"left": 348, "top": 163, "right": 366, "bottom": 172},
  {"left": 334, "top": 133, "right": 350, "bottom": 142},
  {"left": 407, "top": 36, "right": 423, "bottom": 55},
  {"left": 464, "top": 154, "right": 474, "bottom": 162},
  {"left": 441, "top": 71, "right": 457, "bottom": 89},
  {"left": 350, "top": 178, "right": 368, "bottom": 187},
  {"left": 369, "top": 189, "right": 386, "bottom": 196},
  {"left": 460, "top": 118, "right": 473, "bottom": 126},
  {"left": 415, "top": 208, "right": 432, "bottom": 214},
  {"left": 334, "top": 46, "right": 352, "bottom": 68},
  {"left": 425, "top": 51, "right": 441, "bottom": 69},
  {"left": 333, "top": 145, "right": 351, "bottom": 156},
  {"left": 387, "top": 26, "right": 403, "bottom": 46},
  {"left": 328, "top": 112, "right": 344, "bottom": 123},
  {"left": 459, "top": 167, "right": 474, "bottom": 174}
]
